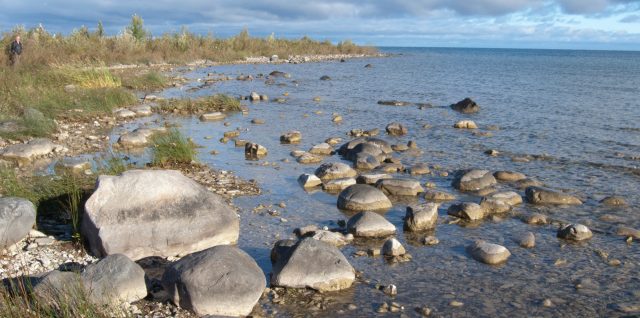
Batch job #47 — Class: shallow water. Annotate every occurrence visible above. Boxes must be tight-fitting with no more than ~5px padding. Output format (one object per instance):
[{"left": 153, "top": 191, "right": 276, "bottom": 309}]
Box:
[{"left": 126, "top": 48, "right": 638, "bottom": 316}]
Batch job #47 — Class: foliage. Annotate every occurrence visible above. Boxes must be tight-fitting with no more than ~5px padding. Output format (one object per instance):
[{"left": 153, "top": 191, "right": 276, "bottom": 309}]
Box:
[
  {"left": 157, "top": 94, "right": 241, "bottom": 113},
  {"left": 126, "top": 14, "right": 147, "bottom": 42},
  {"left": 150, "top": 129, "right": 197, "bottom": 166}
]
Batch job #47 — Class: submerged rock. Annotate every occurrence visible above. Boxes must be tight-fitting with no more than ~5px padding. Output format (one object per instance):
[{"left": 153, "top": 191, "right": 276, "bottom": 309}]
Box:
[
  {"left": 518, "top": 232, "right": 536, "bottom": 248},
  {"left": 557, "top": 224, "right": 593, "bottom": 241},
  {"left": 199, "top": 112, "right": 226, "bottom": 121},
  {"left": 378, "top": 100, "right": 411, "bottom": 106},
  {"left": 404, "top": 203, "right": 439, "bottom": 231},
  {"left": 82, "top": 170, "right": 239, "bottom": 260},
  {"left": 271, "top": 238, "right": 355, "bottom": 292},
  {"left": 245, "top": 142, "right": 268, "bottom": 159},
  {"left": 447, "top": 202, "right": 484, "bottom": 221},
  {"left": 337, "top": 184, "right": 392, "bottom": 212},
  {"left": 162, "top": 245, "right": 265, "bottom": 317},
  {"left": 600, "top": 196, "right": 626, "bottom": 206},
  {"left": 450, "top": 98, "right": 480, "bottom": 114},
  {"left": 468, "top": 241, "right": 510, "bottom": 264},
  {"left": 280, "top": 131, "right": 302, "bottom": 144},
  {"left": 493, "top": 171, "right": 526, "bottom": 182},
  {"left": 0, "top": 197, "right": 36, "bottom": 249},
  {"left": 525, "top": 187, "right": 582, "bottom": 205},
  {"left": 347, "top": 211, "right": 396, "bottom": 238}
]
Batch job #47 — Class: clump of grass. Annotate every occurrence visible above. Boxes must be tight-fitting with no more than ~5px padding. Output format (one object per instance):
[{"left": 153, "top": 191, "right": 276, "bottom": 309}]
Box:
[
  {"left": 157, "top": 94, "right": 241, "bottom": 113},
  {"left": 150, "top": 129, "right": 197, "bottom": 167},
  {"left": 120, "top": 71, "right": 167, "bottom": 90},
  {"left": 59, "top": 66, "right": 121, "bottom": 88},
  {"left": 96, "top": 154, "right": 130, "bottom": 175}
]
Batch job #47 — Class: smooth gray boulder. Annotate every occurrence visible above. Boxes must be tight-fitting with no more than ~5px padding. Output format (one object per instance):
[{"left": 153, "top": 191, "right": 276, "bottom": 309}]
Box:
[
  {"left": 468, "top": 241, "right": 510, "bottom": 264},
  {"left": 0, "top": 197, "right": 36, "bottom": 249},
  {"left": 447, "top": 202, "right": 485, "bottom": 221},
  {"left": 354, "top": 153, "right": 381, "bottom": 170},
  {"left": 162, "top": 245, "right": 265, "bottom": 317},
  {"left": 382, "top": 238, "right": 406, "bottom": 256},
  {"left": 338, "top": 137, "right": 393, "bottom": 157},
  {"left": 271, "top": 238, "right": 355, "bottom": 292},
  {"left": 33, "top": 270, "right": 82, "bottom": 299},
  {"left": 311, "top": 230, "right": 352, "bottom": 247},
  {"left": 356, "top": 173, "right": 391, "bottom": 185},
  {"left": 323, "top": 178, "right": 357, "bottom": 192},
  {"left": 347, "top": 211, "right": 396, "bottom": 238},
  {"left": 309, "top": 143, "right": 333, "bottom": 155},
  {"left": 452, "top": 169, "right": 497, "bottom": 191},
  {"left": 199, "top": 112, "right": 226, "bottom": 121},
  {"left": 525, "top": 187, "right": 582, "bottom": 205},
  {"left": 117, "top": 127, "right": 166, "bottom": 147},
  {"left": 376, "top": 178, "right": 424, "bottom": 196},
  {"left": 298, "top": 173, "right": 322, "bottom": 188},
  {"left": 518, "top": 232, "right": 536, "bottom": 248},
  {"left": 1, "top": 138, "right": 64, "bottom": 161},
  {"left": 315, "top": 162, "right": 357, "bottom": 180},
  {"left": 493, "top": 171, "right": 526, "bottom": 182},
  {"left": 480, "top": 191, "right": 522, "bottom": 214},
  {"left": 82, "top": 170, "right": 239, "bottom": 260},
  {"left": 337, "top": 184, "right": 392, "bottom": 212},
  {"left": 81, "top": 254, "right": 147, "bottom": 305},
  {"left": 404, "top": 203, "right": 438, "bottom": 231},
  {"left": 424, "top": 190, "right": 456, "bottom": 201},
  {"left": 557, "top": 224, "right": 593, "bottom": 241}
]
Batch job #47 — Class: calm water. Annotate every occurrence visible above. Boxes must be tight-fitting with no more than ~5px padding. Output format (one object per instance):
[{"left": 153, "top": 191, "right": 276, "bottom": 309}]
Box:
[{"left": 129, "top": 48, "right": 639, "bottom": 316}]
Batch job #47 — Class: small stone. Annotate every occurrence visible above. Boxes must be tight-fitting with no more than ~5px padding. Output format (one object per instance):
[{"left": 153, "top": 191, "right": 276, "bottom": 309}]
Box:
[
  {"left": 383, "top": 284, "right": 397, "bottom": 296},
  {"left": 450, "top": 301, "right": 464, "bottom": 307},
  {"left": 543, "top": 299, "right": 553, "bottom": 307},
  {"left": 382, "top": 238, "right": 405, "bottom": 257},
  {"left": 557, "top": 224, "right": 593, "bottom": 241},
  {"left": 367, "top": 248, "right": 381, "bottom": 257},
  {"left": 600, "top": 196, "right": 626, "bottom": 206},
  {"left": 524, "top": 213, "right": 547, "bottom": 225},
  {"left": 422, "top": 236, "right": 439, "bottom": 246},
  {"left": 453, "top": 120, "right": 478, "bottom": 129},
  {"left": 418, "top": 306, "right": 432, "bottom": 316},
  {"left": 518, "top": 232, "right": 535, "bottom": 248},
  {"left": 447, "top": 202, "right": 484, "bottom": 221},
  {"left": 468, "top": 240, "right": 511, "bottom": 265}
]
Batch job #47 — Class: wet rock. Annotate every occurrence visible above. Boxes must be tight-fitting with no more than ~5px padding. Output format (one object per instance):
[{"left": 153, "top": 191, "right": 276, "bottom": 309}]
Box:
[
  {"left": 245, "top": 142, "right": 268, "bottom": 159},
  {"left": 610, "top": 302, "right": 640, "bottom": 313},
  {"left": 493, "top": 171, "right": 526, "bottom": 182},
  {"left": 410, "top": 163, "right": 430, "bottom": 175},
  {"left": 1, "top": 138, "right": 64, "bottom": 162},
  {"left": 271, "top": 238, "right": 355, "bottom": 292},
  {"left": 452, "top": 169, "right": 497, "bottom": 191},
  {"left": 82, "top": 170, "right": 239, "bottom": 260},
  {"left": 315, "top": 162, "right": 357, "bottom": 180},
  {"left": 162, "top": 245, "right": 265, "bottom": 317},
  {"left": 378, "top": 100, "right": 411, "bottom": 106},
  {"left": 337, "top": 184, "right": 392, "bottom": 212},
  {"left": 378, "top": 162, "right": 405, "bottom": 173},
  {"left": 383, "top": 284, "right": 398, "bottom": 295},
  {"left": 514, "top": 178, "right": 543, "bottom": 190},
  {"left": 251, "top": 118, "right": 265, "bottom": 125},
  {"left": 480, "top": 191, "right": 522, "bottom": 214},
  {"left": 0, "top": 197, "right": 36, "bottom": 249},
  {"left": 392, "top": 144, "right": 409, "bottom": 152},
  {"left": 250, "top": 92, "right": 261, "bottom": 101},
  {"left": 320, "top": 75, "right": 331, "bottom": 81},
  {"left": 524, "top": 213, "right": 548, "bottom": 225},
  {"left": 356, "top": 173, "right": 391, "bottom": 185},
  {"left": 382, "top": 238, "right": 406, "bottom": 256},
  {"left": 386, "top": 122, "right": 408, "bottom": 136},
  {"left": 81, "top": 254, "right": 147, "bottom": 305},
  {"left": 518, "top": 232, "right": 536, "bottom": 248},
  {"left": 131, "top": 105, "right": 153, "bottom": 116},
  {"left": 58, "top": 157, "right": 91, "bottom": 173},
  {"left": 312, "top": 230, "right": 352, "bottom": 247},
  {"left": 453, "top": 120, "right": 478, "bottom": 129},
  {"left": 199, "top": 112, "right": 226, "bottom": 121},
  {"left": 450, "top": 97, "right": 480, "bottom": 114},
  {"left": 364, "top": 64, "right": 373, "bottom": 68},
  {"left": 223, "top": 130, "right": 240, "bottom": 138},
  {"left": 355, "top": 153, "right": 381, "bottom": 170},
  {"left": 280, "top": 131, "right": 302, "bottom": 144},
  {"left": 117, "top": 128, "right": 165, "bottom": 147},
  {"left": 424, "top": 190, "right": 456, "bottom": 201},
  {"left": 260, "top": 94, "right": 269, "bottom": 101},
  {"left": 298, "top": 173, "right": 322, "bottom": 188},
  {"left": 338, "top": 137, "right": 393, "bottom": 157},
  {"left": 616, "top": 226, "right": 640, "bottom": 239},
  {"left": 557, "top": 224, "right": 593, "bottom": 241},
  {"left": 309, "top": 143, "right": 333, "bottom": 155},
  {"left": 404, "top": 203, "right": 439, "bottom": 231},
  {"left": 234, "top": 139, "right": 249, "bottom": 147},
  {"left": 269, "top": 71, "right": 290, "bottom": 78},
  {"left": 116, "top": 109, "right": 137, "bottom": 119},
  {"left": 468, "top": 241, "right": 511, "bottom": 264},
  {"left": 376, "top": 178, "right": 425, "bottom": 196},
  {"left": 423, "top": 236, "right": 440, "bottom": 246},
  {"left": 447, "top": 202, "right": 484, "bottom": 221},
  {"left": 600, "top": 196, "right": 626, "bottom": 206},
  {"left": 347, "top": 211, "right": 396, "bottom": 238},
  {"left": 325, "top": 137, "right": 342, "bottom": 145},
  {"left": 323, "top": 178, "right": 357, "bottom": 192},
  {"left": 525, "top": 187, "right": 582, "bottom": 205},
  {"left": 297, "top": 152, "right": 323, "bottom": 164}
]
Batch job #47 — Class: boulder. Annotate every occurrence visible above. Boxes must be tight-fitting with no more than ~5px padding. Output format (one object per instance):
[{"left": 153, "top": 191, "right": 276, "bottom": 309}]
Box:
[
  {"left": 347, "top": 211, "right": 396, "bottom": 238},
  {"left": 199, "top": 112, "right": 226, "bottom": 121},
  {"left": 315, "top": 162, "right": 357, "bottom": 180},
  {"left": 325, "top": 137, "right": 342, "bottom": 145},
  {"left": 452, "top": 169, "right": 497, "bottom": 191},
  {"left": 468, "top": 241, "right": 510, "bottom": 264},
  {"left": 297, "top": 152, "right": 323, "bottom": 164},
  {"left": 117, "top": 128, "right": 166, "bottom": 147},
  {"left": 162, "top": 245, "right": 265, "bottom": 317},
  {"left": 0, "top": 197, "right": 36, "bottom": 249},
  {"left": 311, "top": 230, "right": 352, "bottom": 247},
  {"left": 309, "top": 143, "right": 333, "bottom": 155},
  {"left": 514, "top": 178, "right": 544, "bottom": 190},
  {"left": 410, "top": 163, "right": 430, "bottom": 175},
  {"left": 356, "top": 173, "right": 391, "bottom": 185},
  {"left": 600, "top": 196, "right": 626, "bottom": 207},
  {"left": 250, "top": 92, "right": 261, "bottom": 101},
  {"left": 493, "top": 171, "right": 526, "bottom": 182},
  {"left": 525, "top": 187, "right": 582, "bottom": 205},
  {"left": 382, "top": 238, "right": 406, "bottom": 256},
  {"left": 480, "top": 191, "right": 522, "bottom": 214},
  {"left": 518, "top": 232, "right": 536, "bottom": 248},
  {"left": 271, "top": 238, "right": 355, "bottom": 292},
  {"left": 337, "top": 184, "right": 392, "bottom": 212},
  {"left": 33, "top": 270, "right": 82, "bottom": 300},
  {"left": 354, "top": 153, "right": 381, "bottom": 170},
  {"left": 245, "top": 142, "right": 268, "bottom": 159},
  {"left": 1, "top": 138, "right": 63, "bottom": 161},
  {"left": 376, "top": 178, "right": 424, "bottom": 196},
  {"left": 424, "top": 190, "right": 456, "bottom": 201},
  {"left": 338, "top": 137, "right": 392, "bottom": 157},
  {"left": 557, "top": 224, "right": 593, "bottom": 241},
  {"left": 81, "top": 254, "right": 147, "bottom": 305},
  {"left": 450, "top": 98, "right": 480, "bottom": 114},
  {"left": 386, "top": 122, "right": 408, "bottom": 136},
  {"left": 280, "top": 131, "right": 302, "bottom": 144},
  {"left": 82, "top": 170, "right": 239, "bottom": 260},
  {"left": 323, "top": 178, "right": 357, "bottom": 192},
  {"left": 298, "top": 173, "right": 322, "bottom": 188},
  {"left": 115, "top": 109, "right": 136, "bottom": 119},
  {"left": 616, "top": 226, "right": 640, "bottom": 239},
  {"left": 404, "top": 203, "right": 439, "bottom": 231},
  {"left": 378, "top": 162, "right": 404, "bottom": 173},
  {"left": 453, "top": 120, "right": 478, "bottom": 129},
  {"left": 391, "top": 144, "right": 409, "bottom": 152},
  {"left": 131, "top": 105, "right": 153, "bottom": 117},
  {"left": 447, "top": 202, "right": 484, "bottom": 221}
]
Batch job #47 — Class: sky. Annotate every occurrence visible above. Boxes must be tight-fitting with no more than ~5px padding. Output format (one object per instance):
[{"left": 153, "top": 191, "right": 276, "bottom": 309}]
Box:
[{"left": 1, "top": 0, "right": 639, "bottom": 50}]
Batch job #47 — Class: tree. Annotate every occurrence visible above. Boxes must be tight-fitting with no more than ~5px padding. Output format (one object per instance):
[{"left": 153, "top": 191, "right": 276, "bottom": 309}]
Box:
[
  {"left": 127, "top": 14, "right": 147, "bottom": 42},
  {"left": 96, "top": 21, "right": 104, "bottom": 37}
]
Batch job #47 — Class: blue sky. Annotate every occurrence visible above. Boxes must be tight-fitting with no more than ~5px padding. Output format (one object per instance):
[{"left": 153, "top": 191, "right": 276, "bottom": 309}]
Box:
[{"left": 1, "top": 0, "right": 639, "bottom": 50}]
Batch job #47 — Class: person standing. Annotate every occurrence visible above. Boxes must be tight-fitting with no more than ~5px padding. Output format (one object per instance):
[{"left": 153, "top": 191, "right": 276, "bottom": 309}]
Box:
[{"left": 9, "top": 36, "right": 22, "bottom": 66}]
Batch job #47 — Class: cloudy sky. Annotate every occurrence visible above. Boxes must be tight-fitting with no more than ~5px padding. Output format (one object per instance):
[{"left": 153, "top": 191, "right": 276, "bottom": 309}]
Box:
[{"left": 1, "top": 0, "right": 639, "bottom": 50}]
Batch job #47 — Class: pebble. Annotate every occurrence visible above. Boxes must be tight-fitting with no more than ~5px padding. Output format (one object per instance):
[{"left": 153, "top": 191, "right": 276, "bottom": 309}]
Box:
[
  {"left": 422, "top": 236, "right": 439, "bottom": 246},
  {"left": 518, "top": 232, "right": 536, "bottom": 248},
  {"left": 383, "top": 284, "right": 398, "bottom": 296},
  {"left": 450, "top": 300, "right": 464, "bottom": 307}
]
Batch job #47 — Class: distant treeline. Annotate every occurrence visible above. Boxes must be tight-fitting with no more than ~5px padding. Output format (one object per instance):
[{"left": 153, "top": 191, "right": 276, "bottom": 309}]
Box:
[{"left": 0, "top": 14, "right": 376, "bottom": 66}]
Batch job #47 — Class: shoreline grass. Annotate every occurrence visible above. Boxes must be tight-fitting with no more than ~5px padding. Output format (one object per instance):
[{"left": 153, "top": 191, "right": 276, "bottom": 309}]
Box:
[{"left": 150, "top": 129, "right": 197, "bottom": 167}]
